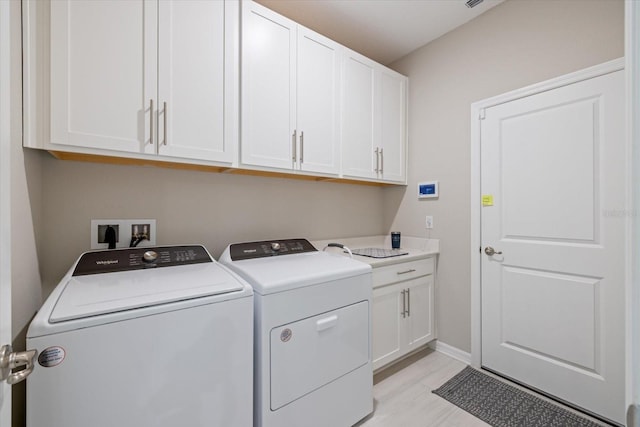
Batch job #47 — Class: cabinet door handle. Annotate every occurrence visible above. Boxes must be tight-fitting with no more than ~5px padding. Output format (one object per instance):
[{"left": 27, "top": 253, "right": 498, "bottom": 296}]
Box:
[
  {"left": 300, "top": 131, "right": 304, "bottom": 163},
  {"left": 292, "top": 130, "right": 297, "bottom": 162},
  {"left": 380, "top": 148, "right": 384, "bottom": 173},
  {"left": 163, "top": 101, "right": 168, "bottom": 146},
  {"left": 407, "top": 288, "right": 411, "bottom": 317},
  {"left": 374, "top": 148, "right": 380, "bottom": 173},
  {"left": 397, "top": 269, "right": 416, "bottom": 275},
  {"left": 149, "top": 99, "right": 154, "bottom": 145},
  {"left": 401, "top": 289, "right": 406, "bottom": 318}
]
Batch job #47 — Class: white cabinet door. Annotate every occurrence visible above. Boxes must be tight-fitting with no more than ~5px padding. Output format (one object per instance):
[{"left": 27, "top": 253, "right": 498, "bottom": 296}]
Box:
[
  {"left": 405, "top": 276, "right": 434, "bottom": 350},
  {"left": 379, "top": 69, "right": 407, "bottom": 183},
  {"left": 372, "top": 258, "right": 436, "bottom": 371},
  {"left": 241, "top": 2, "right": 296, "bottom": 169},
  {"left": 341, "top": 51, "right": 377, "bottom": 180},
  {"left": 296, "top": 27, "right": 341, "bottom": 175},
  {"left": 241, "top": 3, "right": 340, "bottom": 175},
  {"left": 50, "top": 0, "right": 156, "bottom": 154},
  {"left": 341, "top": 50, "right": 407, "bottom": 183},
  {"left": 157, "top": 0, "right": 236, "bottom": 163},
  {"left": 372, "top": 284, "right": 403, "bottom": 371}
]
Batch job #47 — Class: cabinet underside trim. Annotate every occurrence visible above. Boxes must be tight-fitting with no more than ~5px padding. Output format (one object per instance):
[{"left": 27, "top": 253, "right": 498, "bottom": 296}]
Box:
[{"left": 47, "top": 150, "right": 399, "bottom": 187}]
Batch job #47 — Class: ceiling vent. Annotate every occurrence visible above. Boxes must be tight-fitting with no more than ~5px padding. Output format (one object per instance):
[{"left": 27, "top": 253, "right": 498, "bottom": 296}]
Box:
[{"left": 465, "top": 0, "right": 484, "bottom": 8}]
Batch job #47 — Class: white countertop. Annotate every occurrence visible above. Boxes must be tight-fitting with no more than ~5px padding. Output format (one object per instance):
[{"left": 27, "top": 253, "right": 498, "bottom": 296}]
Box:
[{"left": 311, "top": 235, "right": 439, "bottom": 268}]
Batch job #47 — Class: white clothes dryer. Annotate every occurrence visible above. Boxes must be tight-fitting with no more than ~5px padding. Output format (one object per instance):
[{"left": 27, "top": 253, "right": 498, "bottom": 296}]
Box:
[
  {"left": 26, "top": 245, "right": 253, "bottom": 427},
  {"left": 219, "top": 239, "right": 373, "bottom": 427}
]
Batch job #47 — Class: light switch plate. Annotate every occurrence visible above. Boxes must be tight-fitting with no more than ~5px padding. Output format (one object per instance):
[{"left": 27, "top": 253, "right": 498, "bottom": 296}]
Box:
[{"left": 425, "top": 215, "right": 433, "bottom": 229}]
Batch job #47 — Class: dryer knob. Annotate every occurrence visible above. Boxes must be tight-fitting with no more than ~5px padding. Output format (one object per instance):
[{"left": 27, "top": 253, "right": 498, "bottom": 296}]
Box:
[
  {"left": 143, "top": 250, "right": 158, "bottom": 262},
  {"left": 271, "top": 242, "right": 281, "bottom": 251}
]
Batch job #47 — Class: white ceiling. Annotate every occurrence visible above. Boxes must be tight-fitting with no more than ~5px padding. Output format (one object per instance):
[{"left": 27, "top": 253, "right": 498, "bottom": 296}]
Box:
[{"left": 255, "top": 0, "right": 505, "bottom": 65}]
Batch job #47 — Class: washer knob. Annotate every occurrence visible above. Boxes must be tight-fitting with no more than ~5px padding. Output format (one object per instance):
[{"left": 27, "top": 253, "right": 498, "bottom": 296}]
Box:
[
  {"left": 271, "top": 242, "right": 281, "bottom": 251},
  {"left": 143, "top": 250, "right": 158, "bottom": 262}
]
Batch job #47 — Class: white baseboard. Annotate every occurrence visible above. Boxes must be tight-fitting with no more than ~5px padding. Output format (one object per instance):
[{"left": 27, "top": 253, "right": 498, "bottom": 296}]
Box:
[{"left": 428, "top": 340, "right": 472, "bottom": 365}]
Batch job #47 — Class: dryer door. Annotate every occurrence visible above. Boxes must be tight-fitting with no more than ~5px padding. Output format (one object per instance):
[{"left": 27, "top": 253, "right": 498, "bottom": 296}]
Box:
[{"left": 270, "top": 301, "right": 369, "bottom": 410}]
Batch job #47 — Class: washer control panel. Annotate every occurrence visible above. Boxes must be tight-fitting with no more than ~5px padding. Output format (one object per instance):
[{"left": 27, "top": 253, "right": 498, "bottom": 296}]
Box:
[
  {"left": 72, "top": 245, "right": 212, "bottom": 276},
  {"left": 229, "top": 238, "right": 317, "bottom": 261}
]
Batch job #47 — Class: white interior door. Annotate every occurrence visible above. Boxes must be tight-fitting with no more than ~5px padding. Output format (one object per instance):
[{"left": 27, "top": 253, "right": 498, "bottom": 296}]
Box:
[{"left": 481, "top": 70, "right": 625, "bottom": 424}]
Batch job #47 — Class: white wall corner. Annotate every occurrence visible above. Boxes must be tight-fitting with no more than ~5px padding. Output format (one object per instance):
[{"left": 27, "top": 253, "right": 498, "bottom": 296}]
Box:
[{"left": 429, "top": 340, "right": 472, "bottom": 365}]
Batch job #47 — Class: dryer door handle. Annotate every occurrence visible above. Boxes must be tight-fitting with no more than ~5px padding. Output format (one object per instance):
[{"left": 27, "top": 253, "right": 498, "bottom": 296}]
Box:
[{"left": 316, "top": 315, "right": 338, "bottom": 332}]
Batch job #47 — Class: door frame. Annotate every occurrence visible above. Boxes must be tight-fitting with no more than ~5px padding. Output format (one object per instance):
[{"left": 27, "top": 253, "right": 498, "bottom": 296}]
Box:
[
  {"left": 469, "top": 56, "right": 628, "bottom": 391},
  {"left": 0, "top": 0, "right": 12, "bottom": 424},
  {"left": 626, "top": 0, "right": 640, "bottom": 423}
]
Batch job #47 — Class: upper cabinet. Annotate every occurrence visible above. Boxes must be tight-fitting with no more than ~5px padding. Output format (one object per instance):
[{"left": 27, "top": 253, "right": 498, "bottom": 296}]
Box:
[
  {"left": 157, "top": 0, "right": 238, "bottom": 163},
  {"left": 23, "top": 0, "right": 238, "bottom": 164},
  {"left": 341, "top": 52, "right": 377, "bottom": 180},
  {"left": 48, "top": 0, "right": 153, "bottom": 154},
  {"left": 379, "top": 68, "right": 408, "bottom": 183},
  {"left": 341, "top": 50, "right": 407, "bottom": 183},
  {"left": 241, "top": 2, "right": 341, "bottom": 175},
  {"left": 23, "top": 0, "right": 407, "bottom": 185},
  {"left": 296, "top": 27, "right": 342, "bottom": 175}
]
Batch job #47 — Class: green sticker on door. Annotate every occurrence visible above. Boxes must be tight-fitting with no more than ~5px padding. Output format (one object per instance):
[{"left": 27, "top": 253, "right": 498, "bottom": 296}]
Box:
[{"left": 482, "top": 195, "right": 494, "bottom": 207}]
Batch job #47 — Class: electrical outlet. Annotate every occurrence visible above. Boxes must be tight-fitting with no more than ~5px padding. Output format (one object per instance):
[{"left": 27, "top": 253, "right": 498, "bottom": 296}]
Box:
[
  {"left": 425, "top": 215, "right": 433, "bottom": 229},
  {"left": 91, "top": 219, "right": 156, "bottom": 249}
]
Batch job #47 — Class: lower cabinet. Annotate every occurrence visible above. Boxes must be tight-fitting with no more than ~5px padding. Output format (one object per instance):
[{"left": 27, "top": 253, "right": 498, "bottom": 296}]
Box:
[{"left": 372, "top": 260, "right": 435, "bottom": 371}]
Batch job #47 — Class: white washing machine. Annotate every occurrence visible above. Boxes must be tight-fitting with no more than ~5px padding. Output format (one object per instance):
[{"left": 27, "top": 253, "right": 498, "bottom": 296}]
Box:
[
  {"left": 219, "top": 239, "right": 373, "bottom": 427},
  {"left": 26, "top": 245, "right": 253, "bottom": 427}
]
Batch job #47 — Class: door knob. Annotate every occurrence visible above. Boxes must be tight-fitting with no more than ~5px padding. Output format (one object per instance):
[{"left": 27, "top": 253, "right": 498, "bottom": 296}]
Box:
[
  {"left": 0, "top": 344, "right": 37, "bottom": 385},
  {"left": 484, "top": 246, "right": 502, "bottom": 256}
]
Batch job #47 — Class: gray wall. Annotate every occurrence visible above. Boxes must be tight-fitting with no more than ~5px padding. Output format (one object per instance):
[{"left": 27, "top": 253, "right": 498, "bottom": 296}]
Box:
[
  {"left": 385, "top": 0, "right": 625, "bottom": 352},
  {"left": 38, "top": 158, "right": 385, "bottom": 296}
]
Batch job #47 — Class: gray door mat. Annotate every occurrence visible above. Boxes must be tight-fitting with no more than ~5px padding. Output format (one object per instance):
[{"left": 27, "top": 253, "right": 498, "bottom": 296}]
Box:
[{"left": 433, "top": 366, "right": 609, "bottom": 427}]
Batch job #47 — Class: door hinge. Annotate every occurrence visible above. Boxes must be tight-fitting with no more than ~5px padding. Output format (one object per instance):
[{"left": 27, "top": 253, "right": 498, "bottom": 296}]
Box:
[{"left": 479, "top": 109, "right": 486, "bottom": 120}]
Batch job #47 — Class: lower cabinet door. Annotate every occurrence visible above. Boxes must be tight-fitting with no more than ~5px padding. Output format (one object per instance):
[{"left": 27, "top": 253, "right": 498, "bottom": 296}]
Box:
[
  {"left": 405, "top": 276, "right": 435, "bottom": 350},
  {"left": 372, "top": 284, "right": 403, "bottom": 371},
  {"left": 372, "top": 274, "right": 435, "bottom": 371}
]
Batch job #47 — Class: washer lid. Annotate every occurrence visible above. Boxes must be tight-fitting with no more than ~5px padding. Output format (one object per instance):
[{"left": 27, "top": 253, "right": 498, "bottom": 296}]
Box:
[
  {"left": 49, "top": 263, "right": 243, "bottom": 323},
  {"left": 224, "top": 251, "right": 371, "bottom": 295}
]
